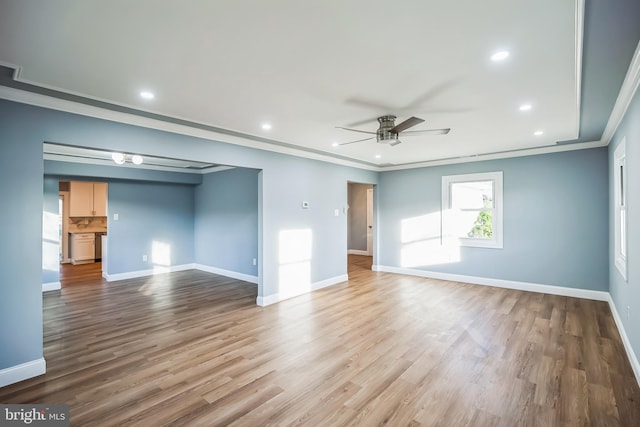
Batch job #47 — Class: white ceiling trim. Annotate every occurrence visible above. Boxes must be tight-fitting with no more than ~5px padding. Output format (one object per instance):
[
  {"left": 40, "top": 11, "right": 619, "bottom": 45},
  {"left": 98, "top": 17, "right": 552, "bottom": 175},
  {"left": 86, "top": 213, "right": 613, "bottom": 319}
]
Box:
[
  {"left": 380, "top": 139, "right": 606, "bottom": 171},
  {"left": 601, "top": 40, "right": 640, "bottom": 145},
  {"left": 1, "top": 77, "right": 613, "bottom": 173},
  {"left": 0, "top": 85, "right": 379, "bottom": 171},
  {"left": 43, "top": 152, "right": 233, "bottom": 174},
  {"left": 574, "top": 0, "right": 585, "bottom": 140}
]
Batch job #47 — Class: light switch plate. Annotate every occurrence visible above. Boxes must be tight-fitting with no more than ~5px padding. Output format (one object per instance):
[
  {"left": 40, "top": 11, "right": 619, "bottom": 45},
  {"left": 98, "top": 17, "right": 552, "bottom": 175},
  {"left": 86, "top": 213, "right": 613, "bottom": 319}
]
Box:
[{"left": 113, "top": 213, "right": 119, "bottom": 221}]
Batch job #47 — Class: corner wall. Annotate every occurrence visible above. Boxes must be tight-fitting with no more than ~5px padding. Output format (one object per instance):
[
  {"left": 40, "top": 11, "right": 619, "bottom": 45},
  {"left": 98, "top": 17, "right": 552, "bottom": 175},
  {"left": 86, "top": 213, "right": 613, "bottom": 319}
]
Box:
[
  {"left": 194, "top": 168, "right": 259, "bottom": 279},
  {"left": 0, "top": 105, "right": 44, "bottom": 375},
  {"left": 609, "top": 82, "right": 640, "bottom": 376},
  {"left": 378, "top": 148, "right": 609, "bottom": 291}
]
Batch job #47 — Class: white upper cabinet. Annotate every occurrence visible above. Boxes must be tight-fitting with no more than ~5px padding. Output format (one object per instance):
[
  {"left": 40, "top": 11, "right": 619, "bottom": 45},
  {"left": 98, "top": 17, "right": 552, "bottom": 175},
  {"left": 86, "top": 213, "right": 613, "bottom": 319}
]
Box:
[{"left": 69, "top": 181, "right": 108, "bottom": 217}]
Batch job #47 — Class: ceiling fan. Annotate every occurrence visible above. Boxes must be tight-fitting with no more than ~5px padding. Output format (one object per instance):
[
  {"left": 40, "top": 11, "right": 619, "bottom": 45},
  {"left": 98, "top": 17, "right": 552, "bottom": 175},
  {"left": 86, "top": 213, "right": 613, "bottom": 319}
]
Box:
[{"left": 337, "top": 115, "right": 450, "bottom": 146}]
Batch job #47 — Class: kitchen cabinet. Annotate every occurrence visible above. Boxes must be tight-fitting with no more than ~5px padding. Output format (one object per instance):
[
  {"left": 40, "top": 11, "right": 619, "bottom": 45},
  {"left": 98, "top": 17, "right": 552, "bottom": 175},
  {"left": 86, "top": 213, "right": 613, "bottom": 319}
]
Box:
[
  {"left": 69, "top": 182, "right": 107, "bottom": 217},
  {"left": 70, "top": 232, "right": 95, "bottom": 264}
]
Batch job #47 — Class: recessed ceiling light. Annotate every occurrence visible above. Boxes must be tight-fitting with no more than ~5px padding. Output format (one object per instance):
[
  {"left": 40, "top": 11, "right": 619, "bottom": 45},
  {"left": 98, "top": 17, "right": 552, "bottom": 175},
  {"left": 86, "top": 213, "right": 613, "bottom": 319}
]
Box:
[
  {"left": 375, "top": 154, "right": 381, "bottom": 159},
  {"left": 519, "top": 104, "right": 532, "bottom": 111},
  {"left": 139, "top": 91, "right": 154, "bottom": 100},
  {"left": 534, "top": 130, "right": 544, "bottom": 136},
  {"left": 331, "top": 142, "right": 339, "bottom": 147},
  {"left": 131, "top": 154, "right": 144, "bottom": 165},
  {"left": 491, "top": 50, "right": 510, "bottom": 61},
  {"left": 261, "top": 123, "right": 272, "bottom": 131}
]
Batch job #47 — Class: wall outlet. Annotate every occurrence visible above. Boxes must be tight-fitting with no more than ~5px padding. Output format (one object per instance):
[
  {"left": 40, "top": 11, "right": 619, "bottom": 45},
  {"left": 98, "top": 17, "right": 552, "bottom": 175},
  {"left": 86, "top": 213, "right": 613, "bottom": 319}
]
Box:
[
  {"left": 252, "top": 258, "right": 257, "bottom": 266},
  {"left": 334, "top": 209, "right": 340, "bottom": 217},
  {"left": 113, "top": 213, "right": 119, "bottom": 221},
  {"left": 142, "top": 254, "right": 148, "bottom": 262}
]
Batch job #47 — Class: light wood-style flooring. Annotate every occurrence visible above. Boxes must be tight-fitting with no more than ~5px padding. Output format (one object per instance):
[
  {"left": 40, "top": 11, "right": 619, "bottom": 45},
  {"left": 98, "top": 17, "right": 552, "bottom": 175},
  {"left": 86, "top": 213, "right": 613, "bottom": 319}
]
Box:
[{"left": 1, "top": 256, "right": 639, "bottom": 426}]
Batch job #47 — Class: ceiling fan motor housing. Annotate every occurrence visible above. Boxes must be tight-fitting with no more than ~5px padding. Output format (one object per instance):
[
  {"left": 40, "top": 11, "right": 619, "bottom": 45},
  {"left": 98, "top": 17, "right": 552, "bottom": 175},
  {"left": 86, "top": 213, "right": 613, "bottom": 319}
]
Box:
[{"left": 376, "top": 115, "right": 399, "bottom": 144}]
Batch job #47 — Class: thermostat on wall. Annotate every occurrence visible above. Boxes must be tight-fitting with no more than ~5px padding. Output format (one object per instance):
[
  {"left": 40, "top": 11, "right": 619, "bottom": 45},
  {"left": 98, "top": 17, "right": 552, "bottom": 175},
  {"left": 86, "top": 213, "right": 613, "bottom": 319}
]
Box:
[{"left": 301, "top": 201, "right": 309, "bottom": 209}]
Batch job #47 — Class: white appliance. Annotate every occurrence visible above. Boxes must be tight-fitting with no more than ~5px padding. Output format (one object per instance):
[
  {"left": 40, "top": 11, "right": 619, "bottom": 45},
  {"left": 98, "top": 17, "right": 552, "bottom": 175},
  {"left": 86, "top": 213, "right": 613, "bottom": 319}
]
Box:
[{"left": 70, "top": 232, "right": 96, "bottom": 265}]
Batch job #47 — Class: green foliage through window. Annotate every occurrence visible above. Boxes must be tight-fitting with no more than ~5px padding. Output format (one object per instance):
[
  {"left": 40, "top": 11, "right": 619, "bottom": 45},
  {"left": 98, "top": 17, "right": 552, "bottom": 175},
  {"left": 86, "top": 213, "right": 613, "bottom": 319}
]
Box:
[{"left": 468, "top": 210, "right": 493, "bottom": 238}]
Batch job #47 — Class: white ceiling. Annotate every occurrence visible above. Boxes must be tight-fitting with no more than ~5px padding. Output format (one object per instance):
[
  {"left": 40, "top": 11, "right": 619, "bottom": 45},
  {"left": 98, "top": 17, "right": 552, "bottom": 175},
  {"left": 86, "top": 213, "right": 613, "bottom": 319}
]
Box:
[{"left": 1, "top": 1, "right": 583, "bottom": 167}]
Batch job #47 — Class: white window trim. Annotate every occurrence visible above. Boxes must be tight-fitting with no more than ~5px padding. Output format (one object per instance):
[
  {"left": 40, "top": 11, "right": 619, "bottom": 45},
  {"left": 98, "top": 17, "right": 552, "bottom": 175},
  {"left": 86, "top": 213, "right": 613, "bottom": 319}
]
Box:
[
  {"left": 442, "top": 171, "right": 503, "bottom": 249},
  {"left": 614, "top": 139, "right": 627, "bottom": 281}
]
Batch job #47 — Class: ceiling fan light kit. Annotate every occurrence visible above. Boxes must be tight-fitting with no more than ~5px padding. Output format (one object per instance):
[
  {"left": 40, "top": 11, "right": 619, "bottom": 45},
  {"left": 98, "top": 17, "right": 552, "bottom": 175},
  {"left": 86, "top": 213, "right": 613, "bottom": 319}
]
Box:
[{"left": 337, "top": 115, "right": 450, "bottom": 147}]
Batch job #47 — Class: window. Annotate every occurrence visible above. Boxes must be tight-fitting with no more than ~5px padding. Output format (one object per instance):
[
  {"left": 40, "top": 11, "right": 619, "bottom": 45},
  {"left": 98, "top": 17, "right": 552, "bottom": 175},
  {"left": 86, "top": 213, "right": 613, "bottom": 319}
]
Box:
[
  {"left": 442, "top": 171, "right": 503, "bottom": 248},
  {"left": 614, "top": 139, "right": 627, "bottom": 280}
]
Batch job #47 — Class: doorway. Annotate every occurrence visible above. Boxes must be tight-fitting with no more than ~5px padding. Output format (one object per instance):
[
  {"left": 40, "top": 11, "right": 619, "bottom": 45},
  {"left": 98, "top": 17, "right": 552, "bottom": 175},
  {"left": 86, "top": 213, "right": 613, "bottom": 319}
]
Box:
[{"left": 347, "top": 182, "right": 374, "bottom": 272}]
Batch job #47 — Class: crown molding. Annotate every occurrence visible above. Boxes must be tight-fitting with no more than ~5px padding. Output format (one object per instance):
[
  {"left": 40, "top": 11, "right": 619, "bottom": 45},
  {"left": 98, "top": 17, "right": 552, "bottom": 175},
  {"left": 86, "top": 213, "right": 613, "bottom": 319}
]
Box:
[
  {"left": 601, "top": 41, "right": 640, "bottom": 144},
  {"left": 574, "top": 0, "right": 585, "bottom": 139},
  {"left": 0, "top": 85, "right": 379, "bottom": 172}
]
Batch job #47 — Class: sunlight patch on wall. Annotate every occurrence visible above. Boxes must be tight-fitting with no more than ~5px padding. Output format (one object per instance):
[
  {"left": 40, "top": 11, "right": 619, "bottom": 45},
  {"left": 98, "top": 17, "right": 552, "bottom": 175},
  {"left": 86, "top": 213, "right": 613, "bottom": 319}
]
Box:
[
  {"left": 278, "top": 229, "right": 312, "bottom": 299},
  {"left": 42, "top": 211, "right": 60, "bottom": 272},
  {"left": 152, "top": 240, "right": 171, "bottom": 274},
  {"left": 400, "top": 212, "right": 460, "bottom": 267}
]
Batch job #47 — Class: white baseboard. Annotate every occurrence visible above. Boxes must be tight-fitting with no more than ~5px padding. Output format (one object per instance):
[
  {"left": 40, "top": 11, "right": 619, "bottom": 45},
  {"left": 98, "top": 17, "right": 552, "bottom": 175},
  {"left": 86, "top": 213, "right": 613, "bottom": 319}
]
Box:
[
  {"left": 348, "top": 249, "right": 371, "bottom": 256},
  {"left": 0, "top": 358, "right": 46, "bottom": 388},
  {"left": 373, "top": 265, "right": 609, "bottom": 301},
  {"left": 256, "top": 274, "right": 348, "bottom": 307},
  {"left": 607, "top": 295, "right": 640, "bottom": 386},
  {"left": 104, "top": 264, "right": 195, "bottom": 282},
  {"left": 257, "top": 294, "right": 280, "bottom": 307},
  {"left": 42, "top": 282, "right": 61, "bottom": 292},
  {"left": 193, "top": 264, "right": 258, "bottom": 284},
  {"left": 313, "top": 274, "right": 349, "bottom": 292}
]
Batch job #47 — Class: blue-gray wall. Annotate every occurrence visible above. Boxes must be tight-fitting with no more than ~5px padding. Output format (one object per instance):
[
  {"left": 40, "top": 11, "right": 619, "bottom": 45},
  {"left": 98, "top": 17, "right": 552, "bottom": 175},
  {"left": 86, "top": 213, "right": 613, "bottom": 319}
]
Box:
[
  {"left": 44, "top": 161, "right": 203, "bottom": 276},
  {"left": 609, "top": 85, "right": 640, "bottom": 366},
  {"left": 378, "top": 148, "right": 609, "bottom": 291},
  {"left": 195, "top": 168, "right": 259, "bottom": 276},
  {"left": 107, "top": 181, "right": 195, "bottom": 274},
  {"left": 0, "top": 104, "right": 44, "bottom": 369},
  {"left": 0, "top": 98, "right": 378, "bottom": 373}
]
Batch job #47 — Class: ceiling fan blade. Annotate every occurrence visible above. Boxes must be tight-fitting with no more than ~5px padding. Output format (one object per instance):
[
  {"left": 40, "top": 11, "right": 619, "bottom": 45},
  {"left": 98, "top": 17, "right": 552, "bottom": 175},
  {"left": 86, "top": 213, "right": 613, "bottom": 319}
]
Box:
[
  {"left": 346, "top": 117, "right": 380, "bottom": 127},
  {"left": 391, "top": 117, "right": 425, "bottom": 133},
  {"left": 339, "top": 137, "right": 375, "bottom": 146},
  {"left": 402, "top": 128, "right": 451, "bottom": 135},
  {"left": 345, "top": 97, "right": 395, "bottom": 112},
  {"left": 336, "top": 126, "right": 377, "bottom": 135},
  {"left": 404, "top": 78, "right": 462, "bottom": 110}
]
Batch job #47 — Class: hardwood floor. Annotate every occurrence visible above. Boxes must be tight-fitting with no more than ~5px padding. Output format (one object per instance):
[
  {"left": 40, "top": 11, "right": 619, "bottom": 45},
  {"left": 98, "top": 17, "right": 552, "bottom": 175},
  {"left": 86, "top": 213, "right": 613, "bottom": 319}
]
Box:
[{"left": 1, "top": 255, "right": 639, "bottom": 425}]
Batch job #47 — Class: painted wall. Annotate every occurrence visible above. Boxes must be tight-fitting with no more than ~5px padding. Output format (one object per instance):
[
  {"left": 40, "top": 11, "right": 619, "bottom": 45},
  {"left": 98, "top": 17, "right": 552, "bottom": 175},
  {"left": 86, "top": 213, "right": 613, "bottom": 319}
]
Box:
[
  {"left": 260, "top": 154, "right": 376, "bottom": 299},
  {"left": 609, "top": 85, "right": 640, "bottom": 366},
  {"left": 0, "top": 104, "right": 44, "bottom": 370},
  {"left": 0, "top": 98, "right": 378, "bottom": 374},
  {"left": 348, "top": 183, "right": 372, "bottom": 251},
  {"left": 44, "top": 161, "right": 203, "bottom": 277},
  {"left": 42, "top": 176, "right": 60, "bottom": 285},
  {"left": 106, "top": 181, "right": 195, "bottom": 274},
  {"left": 195, "top": 168, "right": 259, "bottom": 276},
  {"left": 378, "top": 147, "right": 609, "bottom": 291}
]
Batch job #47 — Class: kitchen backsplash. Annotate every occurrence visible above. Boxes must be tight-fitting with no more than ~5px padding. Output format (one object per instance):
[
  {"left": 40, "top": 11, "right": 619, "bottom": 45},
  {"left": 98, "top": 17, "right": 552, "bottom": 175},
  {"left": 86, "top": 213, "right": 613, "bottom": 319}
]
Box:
[{"left": 68, "top": 216, "right": 108, "bottom": 232}]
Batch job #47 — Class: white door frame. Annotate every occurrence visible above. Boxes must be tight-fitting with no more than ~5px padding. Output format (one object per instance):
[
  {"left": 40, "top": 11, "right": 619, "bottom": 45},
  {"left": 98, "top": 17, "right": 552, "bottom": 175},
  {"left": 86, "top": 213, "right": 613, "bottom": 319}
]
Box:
[
  {"left": 366, "top": 188, "right": 373, "bottom": 256},
  {"left": 59, "top": 191, "right": 70, "bottom": 263}
]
